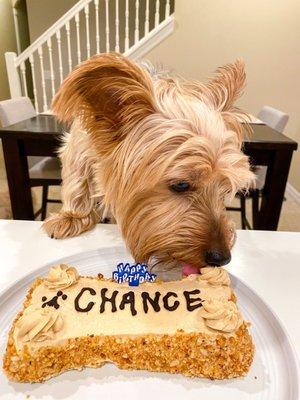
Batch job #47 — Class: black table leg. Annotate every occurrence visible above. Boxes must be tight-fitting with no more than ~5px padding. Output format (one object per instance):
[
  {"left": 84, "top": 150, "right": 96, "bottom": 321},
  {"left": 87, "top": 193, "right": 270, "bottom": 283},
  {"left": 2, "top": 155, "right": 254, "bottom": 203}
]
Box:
[
  {"left": 255, "top": 149, "right": 293, "bottom": 230},
  {"left": 2, "top": 137, "right": 34, "bottom": 220},
  {"left": 251, "top": 189, "right": 260, "bottom": 228}
]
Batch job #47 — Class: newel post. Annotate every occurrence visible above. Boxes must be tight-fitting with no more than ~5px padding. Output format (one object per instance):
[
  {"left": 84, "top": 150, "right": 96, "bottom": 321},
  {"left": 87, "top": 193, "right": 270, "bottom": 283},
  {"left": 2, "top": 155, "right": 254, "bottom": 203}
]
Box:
[{"left": 5, "top": 52, "right": 22, "bottom": 98}]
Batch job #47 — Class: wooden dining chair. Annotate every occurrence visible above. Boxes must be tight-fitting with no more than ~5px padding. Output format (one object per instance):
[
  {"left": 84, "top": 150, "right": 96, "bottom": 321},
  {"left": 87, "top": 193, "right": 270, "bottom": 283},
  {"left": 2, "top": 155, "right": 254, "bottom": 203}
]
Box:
[
  {"left": 254, "top": 106, "right": 289, "bottom": 194},
  {"left": 0, "top": 97, "right": 61, "bottom": 220},
  {"left": 228, "top": 106, "right": 289, "bottom": 229},
  {"left": 257, "top": 106, "right": 289, "bottom": 133}
]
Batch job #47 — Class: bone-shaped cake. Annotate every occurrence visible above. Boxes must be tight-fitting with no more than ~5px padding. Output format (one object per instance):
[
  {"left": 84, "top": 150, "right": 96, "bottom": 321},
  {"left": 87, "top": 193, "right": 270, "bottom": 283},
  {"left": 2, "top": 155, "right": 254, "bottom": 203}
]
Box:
[{"left": 3, "top": 264, "right": 254, "bottom": 382}]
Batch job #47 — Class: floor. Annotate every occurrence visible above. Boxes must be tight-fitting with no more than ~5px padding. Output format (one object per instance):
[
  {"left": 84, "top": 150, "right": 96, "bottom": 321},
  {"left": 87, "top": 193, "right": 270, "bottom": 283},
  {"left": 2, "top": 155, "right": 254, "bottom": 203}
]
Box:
[{"left": 0, "top": 145, "right": 300, "bottom": 231}]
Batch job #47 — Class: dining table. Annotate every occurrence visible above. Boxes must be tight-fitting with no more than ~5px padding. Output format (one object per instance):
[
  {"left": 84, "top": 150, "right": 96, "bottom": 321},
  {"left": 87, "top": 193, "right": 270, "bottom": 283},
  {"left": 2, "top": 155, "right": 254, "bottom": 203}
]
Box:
[
  {"left": 0, "top": 114, "right": 298, "bottom": 230},
  {"left": 0, "top": 220, "right": 299, "bottom": 400}
]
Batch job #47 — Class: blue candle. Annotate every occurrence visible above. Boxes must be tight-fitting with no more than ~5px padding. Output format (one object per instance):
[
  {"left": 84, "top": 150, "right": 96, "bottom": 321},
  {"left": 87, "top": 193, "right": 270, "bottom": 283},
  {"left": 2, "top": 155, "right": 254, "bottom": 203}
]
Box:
[{"left": 112, "top": 263, "right": 156, "bottom": 286}]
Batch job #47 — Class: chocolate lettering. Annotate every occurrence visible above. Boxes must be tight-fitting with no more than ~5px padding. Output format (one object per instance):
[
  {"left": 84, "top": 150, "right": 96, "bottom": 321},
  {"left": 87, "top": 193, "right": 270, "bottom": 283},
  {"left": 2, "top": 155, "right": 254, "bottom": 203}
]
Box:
[
  {"left": 42, "top": 291, "right": 68, "bottom": 310},
  {"left": 74, "top": 287, "right": 96, "bottom": 312},
  {"left": 163, "top": 292, "right": 180, "bottom": 311},
  {"left": 100, "top": 288, "right": 118, "bottom": 313},
  {"left": 183, "top": 289, "right": 203, "bottom": 311},
  {"left": 141, "top": 291, "right": 161, "bottom": 313},
  {"left": 119, "top": 291, "right": 137, "bottom": 316}
]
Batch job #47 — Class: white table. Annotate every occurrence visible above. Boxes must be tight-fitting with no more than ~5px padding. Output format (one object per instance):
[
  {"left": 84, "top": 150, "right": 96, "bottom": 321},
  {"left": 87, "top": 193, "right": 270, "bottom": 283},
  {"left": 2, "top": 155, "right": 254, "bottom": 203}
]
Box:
[{"left": 0, "top": 220, "right": 299, "bottom": 384}]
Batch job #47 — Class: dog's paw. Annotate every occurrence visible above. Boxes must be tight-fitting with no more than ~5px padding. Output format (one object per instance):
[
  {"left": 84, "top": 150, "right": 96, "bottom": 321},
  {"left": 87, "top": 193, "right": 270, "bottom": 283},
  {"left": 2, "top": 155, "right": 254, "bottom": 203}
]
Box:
[{"left": 42, "top": 211, "right": 99, "bottom": 239}]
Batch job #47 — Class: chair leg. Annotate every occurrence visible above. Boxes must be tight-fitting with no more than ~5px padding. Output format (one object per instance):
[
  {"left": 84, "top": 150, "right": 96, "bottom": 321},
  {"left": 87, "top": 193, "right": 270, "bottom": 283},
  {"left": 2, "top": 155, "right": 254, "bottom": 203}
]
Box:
[
  {"left": 41, "top": 185, "right": 49, "bottom": 221},
  {"left": 240, "top": 195, "right": 246, "bottom": 229}
]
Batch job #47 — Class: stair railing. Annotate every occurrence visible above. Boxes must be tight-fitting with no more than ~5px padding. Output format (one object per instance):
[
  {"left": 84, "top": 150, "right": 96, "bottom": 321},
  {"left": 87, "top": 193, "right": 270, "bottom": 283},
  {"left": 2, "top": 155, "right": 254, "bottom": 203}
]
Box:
[{"left": 5, "top": 0, "right": 174, "bottom": 113}]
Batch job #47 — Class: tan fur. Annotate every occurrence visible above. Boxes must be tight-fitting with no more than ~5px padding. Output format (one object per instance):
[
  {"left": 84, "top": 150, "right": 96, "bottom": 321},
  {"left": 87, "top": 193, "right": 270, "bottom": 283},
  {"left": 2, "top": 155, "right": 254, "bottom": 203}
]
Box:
[{"left": 43, "top": 53, "right": 254, "bottom": 268}]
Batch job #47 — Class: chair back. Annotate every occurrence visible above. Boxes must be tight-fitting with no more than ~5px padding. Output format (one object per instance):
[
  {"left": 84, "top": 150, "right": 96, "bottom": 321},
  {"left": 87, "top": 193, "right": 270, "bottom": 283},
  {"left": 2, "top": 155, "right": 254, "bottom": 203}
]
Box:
[
  {"left": 257, "top": 106, "right": 289, "bottom": 133},
  {"left": 0, "top": 97, "right": 36, "bottom": 128}
]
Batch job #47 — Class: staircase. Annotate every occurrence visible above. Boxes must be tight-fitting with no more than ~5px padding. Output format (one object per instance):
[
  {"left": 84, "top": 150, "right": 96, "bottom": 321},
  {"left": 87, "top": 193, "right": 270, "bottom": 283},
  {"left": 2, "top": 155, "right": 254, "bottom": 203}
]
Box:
[{"left": 5, "top": 0, "right": 174, "bottom": 113}]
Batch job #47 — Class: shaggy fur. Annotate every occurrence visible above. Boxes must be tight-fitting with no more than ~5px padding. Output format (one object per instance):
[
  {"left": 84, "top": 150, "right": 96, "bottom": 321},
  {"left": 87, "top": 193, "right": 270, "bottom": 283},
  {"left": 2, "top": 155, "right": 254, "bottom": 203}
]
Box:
[{"left": 43, "top": 53, "right": 254, "bottom": 270}]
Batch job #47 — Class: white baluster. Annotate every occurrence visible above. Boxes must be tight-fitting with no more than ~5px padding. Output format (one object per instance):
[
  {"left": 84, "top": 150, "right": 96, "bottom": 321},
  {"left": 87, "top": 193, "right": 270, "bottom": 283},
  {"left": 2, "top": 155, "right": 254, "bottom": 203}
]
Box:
[
  {"left": 47, "top": 38, "right": 55, "bottom": 98},
  {"left": 84, "top": 5, "right": 90, "bottom": 58},
  {"left": 145, "top": 0, "right": 149, "bottom": 35},
  {"left": 65, "top": 21, "right": 72, "bottom": 72},
  {"left": 125, "top": 0, "right": 129, "bottom": 51},
  {"left": 155, "top": 0, "right": 160, "bottom": 27},
  {"left": 20, "top": 61, "right": 28, "bottom": 97},
  {"left": 75, "top": 13, "right": 81, "bottom": 63},
  {"left": 56, "top": 30, "right": 63, "bottom": 84},
  {"left": 29, "top": 54, "right": 39, "bottom": 112},
  {"left": 165, "top": 0, "right": 170, "bottom": 17},
  {"left": 115, "top": 0, "right": 119, "bottom": 52},
  {"left": 94, "top": 0, "right": 100, "bottom": 53},
  {"left": 105, "top": 0, "right": 110, "bottom": 52},
  {"left": 135, "top": 0, "right": 139, "bottom": 43},
  {"left": 38, "top": 47, "right": 48, "bottom": 112}
]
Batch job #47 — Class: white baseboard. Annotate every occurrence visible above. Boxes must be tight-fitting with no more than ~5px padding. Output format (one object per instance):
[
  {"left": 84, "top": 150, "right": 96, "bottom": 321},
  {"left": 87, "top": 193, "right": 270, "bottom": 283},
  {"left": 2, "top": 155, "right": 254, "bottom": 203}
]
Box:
[
  {"left": 286, "top": 183, "right": 300, "bottom": 203},
  {"left": 125, "top": 15, "right": 175, "bottom": 60}
]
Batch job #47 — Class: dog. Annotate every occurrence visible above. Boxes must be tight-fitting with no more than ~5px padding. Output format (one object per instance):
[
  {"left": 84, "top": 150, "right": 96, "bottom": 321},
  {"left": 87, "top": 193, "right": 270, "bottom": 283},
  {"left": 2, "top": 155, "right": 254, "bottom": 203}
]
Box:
[{"left": 43, "top": 53, "right": 254, "bottom": 272}]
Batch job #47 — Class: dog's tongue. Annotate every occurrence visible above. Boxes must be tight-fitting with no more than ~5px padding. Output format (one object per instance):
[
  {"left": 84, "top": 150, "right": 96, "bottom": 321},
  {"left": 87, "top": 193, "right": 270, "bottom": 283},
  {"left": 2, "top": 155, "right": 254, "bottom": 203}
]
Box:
[{"left": 182, "top": 263, "right": 200, "bottom": 276}]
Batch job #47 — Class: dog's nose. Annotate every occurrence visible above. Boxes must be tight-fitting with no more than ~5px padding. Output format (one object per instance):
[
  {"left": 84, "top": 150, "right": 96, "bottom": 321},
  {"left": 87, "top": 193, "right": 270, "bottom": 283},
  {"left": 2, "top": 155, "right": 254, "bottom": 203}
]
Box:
[{"left": 205, "top": 249, "right": 231, "bottom": 267}]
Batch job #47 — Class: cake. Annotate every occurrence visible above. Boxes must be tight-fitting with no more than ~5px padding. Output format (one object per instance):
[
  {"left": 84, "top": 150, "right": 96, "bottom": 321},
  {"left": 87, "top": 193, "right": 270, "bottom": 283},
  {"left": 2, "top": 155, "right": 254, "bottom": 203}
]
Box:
[{"left": 3, "top": 264, "right": 254, "bottom": 382}]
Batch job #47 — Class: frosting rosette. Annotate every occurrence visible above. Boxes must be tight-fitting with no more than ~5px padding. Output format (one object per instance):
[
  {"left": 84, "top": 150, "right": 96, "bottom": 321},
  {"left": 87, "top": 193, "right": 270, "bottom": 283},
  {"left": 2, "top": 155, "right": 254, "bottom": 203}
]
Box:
[
  {"left": 199, "top": 299, "right": 243, "bottom": 333},
  {"left": 198, "top": 267, "right": 230, "bottom": 286},
  {"left": 14, "top": 306, "right": 63, "bottom": 350},
  {"left": 44, "top": 264, "right": 79, "bottom": 290}
]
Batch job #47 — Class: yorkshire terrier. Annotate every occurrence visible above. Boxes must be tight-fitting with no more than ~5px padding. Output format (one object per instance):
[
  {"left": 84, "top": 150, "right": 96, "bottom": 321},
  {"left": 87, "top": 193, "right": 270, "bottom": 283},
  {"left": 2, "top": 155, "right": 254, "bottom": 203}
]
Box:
[{"left": 43, "top": 53, "right": 254, "bottom": 273}]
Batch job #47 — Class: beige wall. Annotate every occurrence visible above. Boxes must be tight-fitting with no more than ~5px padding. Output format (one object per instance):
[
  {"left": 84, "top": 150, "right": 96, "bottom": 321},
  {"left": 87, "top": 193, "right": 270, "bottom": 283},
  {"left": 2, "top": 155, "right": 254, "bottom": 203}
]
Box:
[
  {"left": 15, "top": 0, "right": 31, "bottom": 53},
  {"left": 0, "top": 0, "right": 17, "bottom": 101},
  {"left": 26, "top": 0, "right": 77, "bottom": 41},
  {"left": 0, "top": 0, "right": 18, "bottom": 170},
  {"left": 146, "top": 0, "right": 300, "bottom": 192}
]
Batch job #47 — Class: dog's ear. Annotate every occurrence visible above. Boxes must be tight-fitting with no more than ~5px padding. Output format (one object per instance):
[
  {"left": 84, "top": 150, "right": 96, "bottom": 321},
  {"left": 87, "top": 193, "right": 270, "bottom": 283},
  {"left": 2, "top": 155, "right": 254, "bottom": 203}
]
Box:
[
  {"left": 52, "top": 53, "right": 156, "bottom": 152},
  {"left": 202, "top": 59, "right": 249, "bottom": 144},
  {"left": 205, "top": 59, "right": 246, "bottom": 112}
]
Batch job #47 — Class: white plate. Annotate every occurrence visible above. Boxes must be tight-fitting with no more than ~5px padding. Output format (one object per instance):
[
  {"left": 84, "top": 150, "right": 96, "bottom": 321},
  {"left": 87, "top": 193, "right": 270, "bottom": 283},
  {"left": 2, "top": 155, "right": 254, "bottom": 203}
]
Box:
[{"left": 0, "top": 247, "right": 299, "bottom": 400}]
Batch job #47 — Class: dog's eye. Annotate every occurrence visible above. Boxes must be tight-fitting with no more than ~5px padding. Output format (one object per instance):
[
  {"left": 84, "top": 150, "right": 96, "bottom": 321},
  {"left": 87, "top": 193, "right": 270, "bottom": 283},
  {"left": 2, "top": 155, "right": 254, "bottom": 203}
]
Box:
[{"left": 169, "top": 181, "right": 190, "bottom": 193}]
